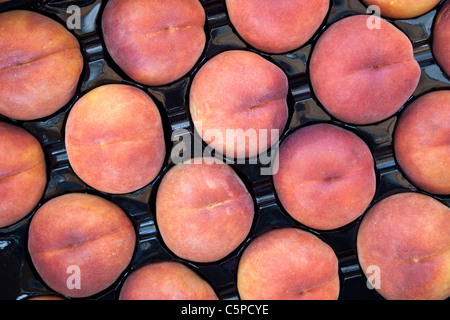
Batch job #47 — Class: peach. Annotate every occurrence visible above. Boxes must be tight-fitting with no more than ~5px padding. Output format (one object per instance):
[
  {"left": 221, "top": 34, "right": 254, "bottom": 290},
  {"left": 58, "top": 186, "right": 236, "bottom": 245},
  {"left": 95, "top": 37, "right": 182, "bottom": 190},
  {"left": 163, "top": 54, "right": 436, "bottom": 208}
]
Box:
[
  {"left": 433, "top": 0, "right": 450, "bottom": 76},
  {"left": 0, "top": 10, "right": 83, "bottom": 121},
  {"left": 0, "top": 122, "right": 47, "bottom": 229},
  {"left": 119, "top": 261, "right": 218, "bottom": 300},
  {"left": 273, "top": 123, "right": 376, "bottom": 231},
  {"left": 363, "top": 0, "right": 441, "bottom": 19},
  {"left": 65, "top": 84, "right": 166, "bottom": 194},
  {"left": 27, "top": 295, "right": 66, "bottom": 300},
  {"left": 394, "top": 90, "right": 450, "bottom": 195},
  {"left": 309, "top": 15, "right": 421, "bottom": 125},
  {"left": 237, "top": 227, "right": 340, "bottom": 300},
  {"left": 155, "top": 157, "right": 254, "bottom": 263},
  {"left": 189, "top": 50, "right": 289, "bottom": 159},
  {"left": 28, "top": 193, "right": 136, "bottom": 298},
  {"left": 102, "top": 0, "right": 206, "bottom": 86},
  {"left": 225, "top": 0, "right": 329, "bottom": 54},
  {"left": 357, "top": 192, "right": 450, "bottom": 300}
]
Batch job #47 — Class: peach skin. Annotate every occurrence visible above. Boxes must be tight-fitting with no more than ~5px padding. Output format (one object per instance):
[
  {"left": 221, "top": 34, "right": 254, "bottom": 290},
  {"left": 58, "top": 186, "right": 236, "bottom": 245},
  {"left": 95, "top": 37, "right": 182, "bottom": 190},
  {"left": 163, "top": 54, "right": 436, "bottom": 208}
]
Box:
[
  {"left": 102, "top": 0, "right": 206, "bottom": 86},
  {"left": 394, "top": 90, "right": 450, "bottom": 195},
  {"left": 189, "top": 50, "right": 289, "bottom": 159},
  {"left": 0, "top": 10, "right": 83, "bottom": 121},
  {"left": 433, "top": 0, "right": 450, "bottom": 76},
  {"left": 28, "top": 193, "right": 136, "bottom": 298},
  {"left": 357, "top": 192, "right": 450, "bottom": 300},
  {"left": 363, "top": 0, "right": 441, "bottom": 19},
  {"left": 310, "top": 15, "right": 420, "bottom": 125},
  {"left": 0, "top": 121, "right": 47, "bottom": 229},
  {"left": 225, "top": 0, "right": 329, "bottom": 53},
  {"left": 156, "top": 157, "right": 254, "bottom": 263},
  {"left": 65, "top": 84, "right": 166, "bottom": 194},
  {"left": 273, "top": 123, "right": 376, "bottom": 230},
  {"left": 119, "top": 261, "right": 218, "bottom": 300},
  {"left": 237, "top": 227, "right": 340, "bottom": 300}
]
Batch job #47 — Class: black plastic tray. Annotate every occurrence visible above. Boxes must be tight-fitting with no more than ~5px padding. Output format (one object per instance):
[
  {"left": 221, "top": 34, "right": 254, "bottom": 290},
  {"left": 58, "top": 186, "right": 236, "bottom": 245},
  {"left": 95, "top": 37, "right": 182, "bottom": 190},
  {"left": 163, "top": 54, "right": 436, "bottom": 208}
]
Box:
[{"left": 0, "top": 0, "right": 448, "bottom": 300}]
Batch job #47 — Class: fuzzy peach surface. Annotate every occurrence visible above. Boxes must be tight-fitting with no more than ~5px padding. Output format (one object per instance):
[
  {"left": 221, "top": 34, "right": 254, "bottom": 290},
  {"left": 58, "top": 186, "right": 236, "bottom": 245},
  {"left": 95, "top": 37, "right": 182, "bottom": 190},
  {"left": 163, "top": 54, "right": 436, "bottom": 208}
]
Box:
[
  {"left": 65, "top": 84, "right": 166, "bottom": 194},
  {"left": 156, "top": 158, "right": 254, "bottom": 263},
  {"left": 310, "top": 15, "right": 420, "bottom": 125},
  {"left": 0, "top": 122, "right": 47, "bottom": 228},
  {"left": 119, "top": 261, "right": 218, "bottom": 300},
  {"left": 363, "top": 0, "right": 441, "bottom": 19},
  {"left": 357, "top": 192, "right": 450, "bottom": 300},
  {"left": 394, "top": 90, "right": 450, "bottom": 195},
  {"left": 433, "top": 0, "right": 450, "bottom": 76},
  {"left": 225, "top": 0, "right": 329, "bottom": 53},
  {"left": 189, "top": 50, "right": 289, "bottom": 159},
  {"left": 237, "top": 227, "right": 340, "bottom": 300},
  {"left": 273, "top": 123, "right": 376, "bottom": 230},
  {"left": 102, "top": 0, "right": 206, "bottom": 86},
  {"left": 28, "top": 193, "right": 136, "bottom": 298},
  {"left": 0, "top": 10, "right": 83, "bottom": 121}
]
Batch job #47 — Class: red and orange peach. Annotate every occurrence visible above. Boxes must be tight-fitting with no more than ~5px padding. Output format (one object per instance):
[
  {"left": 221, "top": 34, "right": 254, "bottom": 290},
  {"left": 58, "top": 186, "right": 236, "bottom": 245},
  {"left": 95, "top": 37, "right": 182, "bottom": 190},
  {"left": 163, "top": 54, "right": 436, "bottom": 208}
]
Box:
[
  {"left": 363, "top": 0, "right": 441, "bottom": 19},
  {"left": 119, "top": 261, "right": 218, "bottom": 300},
  {"left": 0, "top": 122, "right": 47, "bottom": 229},
  {"left": 189, "top": 50, "right": 289, "bottom": 159},
  {"left": 0, "top": 10, "right": 83, "bottom": 121},
  {"left": 357, "top": 192, "right": 450, "bottom": 300},
  {"left": 394, "top": 90, "right": 450, "bottom": 195},
  {"left": 65, "top": 84, "right": 166, "bottom": 194},
  {"left": 237, "top": 227, "right": 340, "bottom": 300},
  {"left": 310, "top": 15, "right": 421, "bottom": 125},
  {"left": 273, "top": 123, "right": 376, "bottom": 230},
  {"left": 225, "top": 0, "right": 329, "bottom": 53},
  {"left": 28, "top": 193, "right": 136, "bottom": 298},
  {"left": 433, "top": 0, "right": 450, "bottom": 76},
  {"left": 156, "top": 158, "right": 254, "bottom": 263},
  {"left": 102, "top": 0, "right": 206, "bottom": 86}
]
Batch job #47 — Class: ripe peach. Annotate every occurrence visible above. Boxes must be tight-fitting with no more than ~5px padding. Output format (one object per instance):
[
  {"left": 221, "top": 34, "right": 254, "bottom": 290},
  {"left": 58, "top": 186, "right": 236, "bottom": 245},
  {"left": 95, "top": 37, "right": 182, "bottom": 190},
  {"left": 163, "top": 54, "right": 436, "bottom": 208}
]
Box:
[
  {"left": 27, "top": 295, "right": 66, "bottom": 300},
  {"left": 0, "top": 10, "right": 83, "bottom": 121},
  {"left": 363, "top": 0, "right": 441, "bottom": 19},
  {"left": 155, "top": 157, "right": 254, "bottom": 263},
  {"left": 237, "top": 227, "right": 340, "bottom": 300},
  {"left": 394, "top": 90, "right": 450, "bottom": 195},
  {"left": 189, "top": 50, "right": 289, "bottom": 159},
  {"left": 273, "top": 123, "right": 376, "bottom": 230},
  {"left": 119, "top": 261, "right": 218, "bottom": 300},
  {"left": 102, "top": 0, "right": 206, "bottom": 86},
  {"left": 357, "top": 192, "right": 450, "bottom": 300},
  {"left": 0, "top": 122, "right": 47, "bottom": 229},
  {"left": 65, "top": 84, "right": 166, "bottom": 194},
  {"left": 433, "top": 0, "right": 450, "bottom": 76},
  {"left": 225, "top": 0, "right": 329, "bottom": 53},
  {"left": 310, "top": 15, "right": 421, "bottom": 125},
  {"left": 28, "top": 193, "right": 136, "bottom": 298}
]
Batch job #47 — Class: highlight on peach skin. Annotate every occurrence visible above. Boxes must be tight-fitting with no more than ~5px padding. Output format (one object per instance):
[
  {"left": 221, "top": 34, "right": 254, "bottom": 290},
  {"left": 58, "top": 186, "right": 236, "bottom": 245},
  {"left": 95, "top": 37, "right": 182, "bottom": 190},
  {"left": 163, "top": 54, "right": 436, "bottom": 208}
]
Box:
[{"left": 357, "top": 192, "right": 450, "bottom": 300}]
